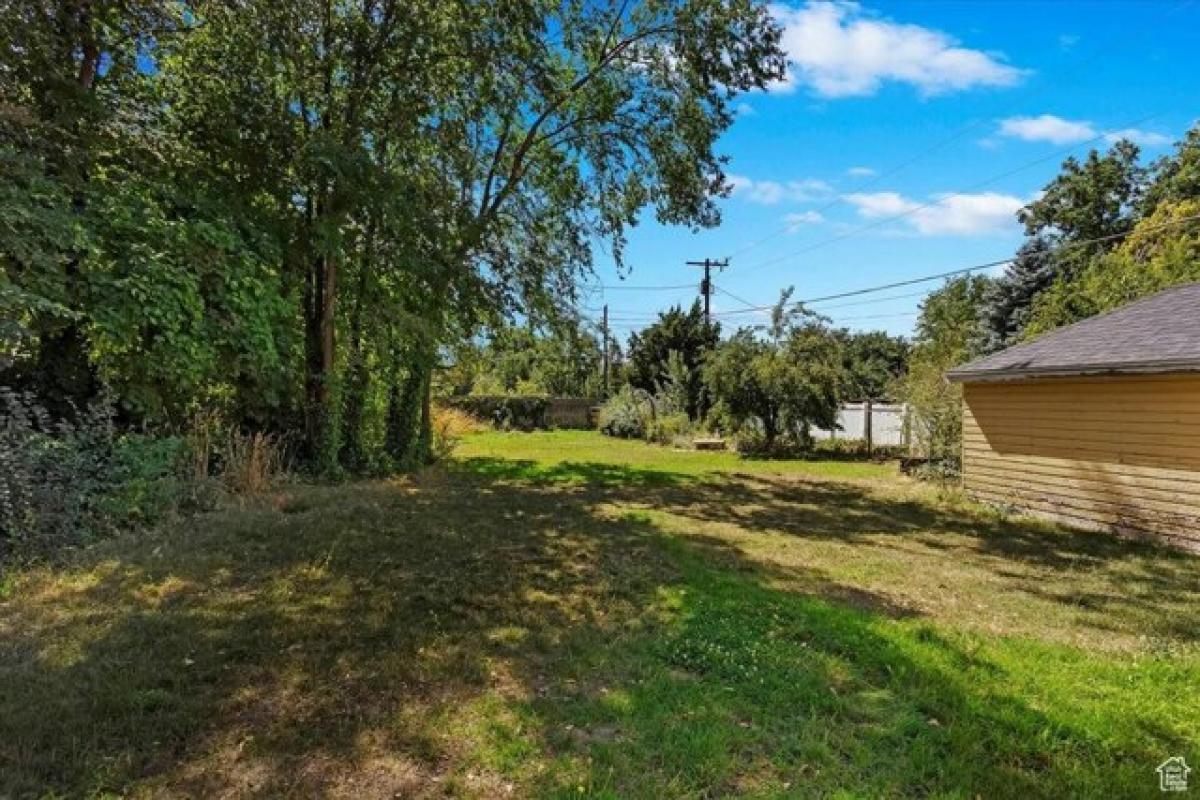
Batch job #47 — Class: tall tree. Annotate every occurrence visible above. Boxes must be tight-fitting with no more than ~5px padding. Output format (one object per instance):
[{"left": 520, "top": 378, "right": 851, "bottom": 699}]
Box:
[
  {"left": 3, "top": 0, "right": 786, "bottom": 473},
  {"left": 703, "top": 297, "right": 842, "bottom": 452},
  {"left": 834, "top": 329, "right": 909, "bottom": 401},
  {"left": 902, "top": 275, "right": 990, "bottom": 464},
  {"left": 626, "top": 301, "right": 719, "bottom": 419},
  {"left": 980, "top": 140, "right": 1147, "bottom": 351},
  {"left": 0, "top": 1, "right": 190, "bottom": 415}
]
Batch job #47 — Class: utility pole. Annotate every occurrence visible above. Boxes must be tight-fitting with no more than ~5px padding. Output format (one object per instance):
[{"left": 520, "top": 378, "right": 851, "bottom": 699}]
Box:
[
  {"left": 685, "top": 258, "right": 728, "bottom": 326},
  {"left": 601, "top": 303, "right": 610, "bottom": 396}
]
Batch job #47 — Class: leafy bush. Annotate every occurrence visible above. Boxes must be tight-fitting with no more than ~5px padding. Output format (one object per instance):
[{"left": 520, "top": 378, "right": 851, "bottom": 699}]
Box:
[
  {"left": 0, "top": 390, "right": 297, "bottom": 561},
  {"left": 910, "top": 458, "right": 961, "bottom": 482},
  {"left": 0, "top": 389, "right": 188, "bottom": 557},
  {"left": 597, "top": 385, "right": 650, "bottom": 439},
  {"left": 811, "top": 437, "right": 868, "bottom": 458},
  {"left": 811, "top": 437, "right": 907, "bottom": 461},
  {"left": 646, "top": 411, "right": 692, "bottom": 447}
]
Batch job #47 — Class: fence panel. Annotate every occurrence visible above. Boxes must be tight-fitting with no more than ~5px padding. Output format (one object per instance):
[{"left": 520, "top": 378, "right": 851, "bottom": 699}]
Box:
[{"left": 812, "top": 403, "right": 908, "bottom": 447}]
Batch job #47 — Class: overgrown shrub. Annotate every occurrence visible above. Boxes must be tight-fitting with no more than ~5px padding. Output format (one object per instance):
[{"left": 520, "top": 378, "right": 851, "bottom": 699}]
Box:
[
  {"left": 811, "top": 437, "right": 907, "bottom": 461},
  {"left": 0, "top": 389, "right": 188, "bottom": 557},
  {"left": 597, "top": 385, "right": 650, "bottom": 439},
  {"left": 222, "top": 431, "right": 291, "bottom": 494},
  {"left": 0, "top": 389, "right": 296, "bottom": 561},
  {"left": 646, "top": 411, "right": 692, "bottom": 446},
  {"left": 430, "top": 405, "right": 486, "bottom": 460},
  {"left": 811, "top": 437, "right": 868, "bottom": 458}
]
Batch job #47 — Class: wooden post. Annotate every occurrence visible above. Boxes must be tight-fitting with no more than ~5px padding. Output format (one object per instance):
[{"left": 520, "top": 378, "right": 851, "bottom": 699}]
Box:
[
  {"left": 864, "top": 398, "right": 873, "bottom": 455},
  {"left": 602, "top": 304, "right": 610, "bottom": 397}
]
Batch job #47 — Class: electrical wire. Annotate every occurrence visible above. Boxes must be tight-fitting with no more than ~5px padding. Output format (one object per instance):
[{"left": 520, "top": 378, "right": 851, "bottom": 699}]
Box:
[
  {"left": 733, "top": 111, "right": 1163, "bottom": 275},
  {"left": 620, "top": 212, "right": 1200, "bottom": 319}
]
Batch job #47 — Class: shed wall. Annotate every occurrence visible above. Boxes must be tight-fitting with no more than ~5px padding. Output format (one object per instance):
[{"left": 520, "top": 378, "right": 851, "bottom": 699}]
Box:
[{"left": 961, "top": 374, "right": 1200, "bottom": 548}]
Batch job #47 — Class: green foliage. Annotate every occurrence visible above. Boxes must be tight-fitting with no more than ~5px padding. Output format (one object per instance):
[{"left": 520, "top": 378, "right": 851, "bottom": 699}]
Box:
[
  {"left": 901, "top": 276, "right": 991, "bottom": 468},
  {"left": 1025, "top": 198, "right": 1200, "bottom": 336},
  {"left": 703, "top": 294, "right": 843, "bottom": 454},
  {"left": 981, "top": 140, "right": 1148, "bottom": 350},
  {"left": 645, "top": 411, "right": 693, "bottom": 447},
  {"left": 835, "top": 329, "right": 910, "bottom": 400},
  {"left": 653, "top": 350, "right": 692, "bottom": 416},
  {"left": 0, "top": 390, "right": 189, "bottom": 556},
  {"left": 1, "top": 0, "right": 785, "bottom": 478},
  {"left": 599, "top": 354, "right": 697, "bottom": 445},
  {"left": 981, "top": 124, "right": 1200, "bottom": 350},
  {"left": 626, "top": 302, "right": 719, "bottom": 419},
  {"left": 597, "top": 385, "right": 652, "bottom": 439},
  {"left": 446, "top": 322, "right": 606, "bottom": 399}
]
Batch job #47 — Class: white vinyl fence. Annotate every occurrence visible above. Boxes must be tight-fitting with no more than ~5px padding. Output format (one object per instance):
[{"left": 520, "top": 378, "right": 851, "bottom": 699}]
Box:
[{"left": 811, "top": 402, "right": 908, "bottom": 448}]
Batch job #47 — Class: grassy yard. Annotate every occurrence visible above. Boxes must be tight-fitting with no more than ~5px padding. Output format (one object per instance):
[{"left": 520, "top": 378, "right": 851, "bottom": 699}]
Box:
[{"left": 2, "top": 431, "right": 1198, "bottom": 798}]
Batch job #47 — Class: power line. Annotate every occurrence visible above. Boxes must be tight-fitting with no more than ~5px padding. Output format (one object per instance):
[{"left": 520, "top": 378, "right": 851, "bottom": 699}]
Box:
[
  {"left": 594, "top": 282, "right": 695, "bottom": 291},
  {"left": 712, "top": 282, "right": 759, "bottom": 310},
  {"left": 579, "top": 213, "right": 1200, "bottom": 327},
  {"left": 687, "top": 212, "right": 1200, "bottom": 317},
  {"left": 733, "top": 111, "right": 1162, "bottom": 275},
  {"left": 810, "top": 288, "right": 935, "bottom": 310}
]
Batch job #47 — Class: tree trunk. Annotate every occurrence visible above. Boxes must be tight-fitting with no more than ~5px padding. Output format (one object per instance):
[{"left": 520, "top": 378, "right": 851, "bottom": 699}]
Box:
[
  {"left": 383, "top": 335, "right": 406, "bottom": 459},
  {"left": 384, "top": 340, "right": 434, "bottom": 468},
  {"left": 339, "top": 258, "right": 371, "bottom": 470},
  {"left": 762, "top": 410, "right": 778, "bottom": 451},
  {"left": 303, "top": 250, "right": 338, "bottom": 460}
]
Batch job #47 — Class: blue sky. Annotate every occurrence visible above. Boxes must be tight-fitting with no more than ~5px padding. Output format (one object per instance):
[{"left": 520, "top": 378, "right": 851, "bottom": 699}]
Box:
[{"left": 583, "top": 0, "right": 1199, "bottom": 341}]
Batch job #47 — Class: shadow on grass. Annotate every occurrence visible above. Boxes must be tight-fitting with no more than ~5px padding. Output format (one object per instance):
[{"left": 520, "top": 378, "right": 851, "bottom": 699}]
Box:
[
  {"left": 0, "top": 463, "right": 1194, "bottom": 796},
  {"left": 459, "top": 456, "right": 690, "bottom": 487},
  {"left": 459, "top": 456, "right": 1200, "bottom": 647}
]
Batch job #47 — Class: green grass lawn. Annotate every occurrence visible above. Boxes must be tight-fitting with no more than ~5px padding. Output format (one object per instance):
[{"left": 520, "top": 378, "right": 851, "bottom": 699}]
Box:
[{"left": 2, "top": 431, "right": 1198, "bottom": 798}]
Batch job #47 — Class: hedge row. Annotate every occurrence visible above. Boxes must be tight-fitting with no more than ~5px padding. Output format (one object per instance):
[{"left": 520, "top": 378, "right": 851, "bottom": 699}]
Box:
[{"left": 442, "top": 396, "right": 595, "bottom": 430}]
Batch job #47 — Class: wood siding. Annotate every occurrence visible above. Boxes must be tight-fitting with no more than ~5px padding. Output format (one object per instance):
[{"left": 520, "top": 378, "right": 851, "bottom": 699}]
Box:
[{"left": 961, "top": 374, "right": 1200, "bottom": 549}]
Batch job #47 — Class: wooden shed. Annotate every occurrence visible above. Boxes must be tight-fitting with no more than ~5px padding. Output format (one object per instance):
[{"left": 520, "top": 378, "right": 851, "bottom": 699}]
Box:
[{"left": 947, "top": 283, "right": 1200, "bottom": 549}]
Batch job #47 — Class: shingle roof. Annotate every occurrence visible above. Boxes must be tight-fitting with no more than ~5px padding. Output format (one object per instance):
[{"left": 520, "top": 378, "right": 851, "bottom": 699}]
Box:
[{"left": 947, "top": 281, "right": 1200, "bottom": 382}]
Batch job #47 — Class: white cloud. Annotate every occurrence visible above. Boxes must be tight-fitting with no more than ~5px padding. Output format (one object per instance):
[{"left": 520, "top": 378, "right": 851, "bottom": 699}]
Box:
[
  {"left": 846, "top": 166, "right": 876, "bottom": 177},
  {"left": 784, "top": 210, "right": 825, "bottom": 231},
  {"left": 998, "top": 114, "right": 1172, "bottom": 148},
  {"left": 734, "top": 102, "right": 756, "bottom": 117},
  {"left": 1104, "top": 128, "right": 1171, "bottom": 147},
  {"left": 998, "top": 114, "right": 1096, "bottom": 144},
  {"left": 769, "top": 1, "right": 1025, "bottom": 98},
  {"left": 728, "top": 174, "right": 833, "bottom": 205},
  {"left": 1058, "top": 34, "right": 1080, "bottom": 51},
  {"left": 844, "top": 191, "right": 914, "bottom": 218},
  {"left": 843, "top": 190, "right": 1023, "bottom": 235}
]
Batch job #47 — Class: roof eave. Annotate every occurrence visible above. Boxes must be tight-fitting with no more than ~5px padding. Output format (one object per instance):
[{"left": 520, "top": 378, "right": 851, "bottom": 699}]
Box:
[{"left": 947, "top": 359, "right": 1200, "bottom": 384}]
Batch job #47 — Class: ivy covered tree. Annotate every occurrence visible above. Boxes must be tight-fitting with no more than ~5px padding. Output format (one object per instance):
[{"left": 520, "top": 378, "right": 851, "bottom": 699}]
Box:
[
  {"left": 986, "top": 122, "right": 1200, "bottom": 347},
  {"left": 1, "top": 0, "right": 787, "bottom": 474},
  {"left": 1024, "top": 198, "right": 1200, "bottom": 336}
]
